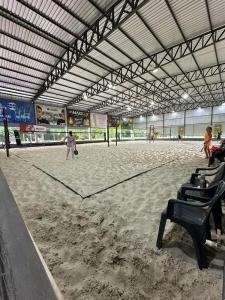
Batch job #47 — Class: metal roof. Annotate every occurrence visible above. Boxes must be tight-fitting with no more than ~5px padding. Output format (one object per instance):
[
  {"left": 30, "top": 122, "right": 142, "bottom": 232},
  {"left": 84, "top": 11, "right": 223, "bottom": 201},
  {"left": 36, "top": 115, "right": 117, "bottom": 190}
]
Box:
[{"left": 0, "top": 0, "right": 225, "bottom": 116}]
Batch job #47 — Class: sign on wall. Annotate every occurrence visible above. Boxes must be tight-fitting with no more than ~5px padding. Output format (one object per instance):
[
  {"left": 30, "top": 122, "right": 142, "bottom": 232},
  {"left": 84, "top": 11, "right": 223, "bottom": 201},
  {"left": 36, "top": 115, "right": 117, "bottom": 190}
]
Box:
[
  {"left": 0, "top": 98, "right": 35, "bottom": 124},
  {"left": 108, "top": 115, "right": 120, "bottom": 127},
  {"left": 90, "top": 113, "right": 107, "bottom": 128},
  {"left": 36, "top": 104, "right": 66, "bottom": 126},
  {"left": 67, "top": 109, "right": 90, "bottom": 127}
]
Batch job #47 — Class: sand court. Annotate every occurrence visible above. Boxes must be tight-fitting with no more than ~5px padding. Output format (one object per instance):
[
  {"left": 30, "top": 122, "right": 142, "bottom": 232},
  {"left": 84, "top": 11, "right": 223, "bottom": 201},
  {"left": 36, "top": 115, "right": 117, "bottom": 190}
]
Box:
[{"left": 0, "top": 141, "right": 224, "bottom": 299}]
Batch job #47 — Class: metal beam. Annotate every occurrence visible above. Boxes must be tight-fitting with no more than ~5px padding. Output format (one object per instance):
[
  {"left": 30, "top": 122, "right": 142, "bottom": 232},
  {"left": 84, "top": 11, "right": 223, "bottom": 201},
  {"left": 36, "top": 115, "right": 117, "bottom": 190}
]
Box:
[
  {"left": 35, "top": 0, "right": 150, "bottom": 99},
  {"left": 0, "top": 6, "right": 67, "bottom": 49},
  {"left": 89, "top": 79, "right": 225, "bottom": 113},
  {"left": 164, "top": 0, "right": 216, "bottom": 102},
  {"left": 86, "top": 60, "right": 225, "bottom": 113},
  {"left": 72, "top": 24, "right": 225, "bottom": 102},
  {"left": 116, "top": 94, "right": 225, "bottom": 117},
  {"left": 205, "top": 0, "right": 225, "bottom": 101},
  {"left": 111, "top": 92, "right": 225, "bottom": 116}
]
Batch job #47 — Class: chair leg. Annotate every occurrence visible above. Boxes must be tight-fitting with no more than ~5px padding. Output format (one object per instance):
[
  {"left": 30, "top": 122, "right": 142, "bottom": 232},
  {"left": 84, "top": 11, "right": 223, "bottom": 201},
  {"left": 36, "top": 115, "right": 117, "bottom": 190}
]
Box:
[
  {"left": 192, "top": 234, "right": 208, "bottom": 269},
  {"left": 206, "top": 218, "right": 212, "bottom": 240},
  {"left": 156, "top": 212, "right": 167, "bottom": 249}
]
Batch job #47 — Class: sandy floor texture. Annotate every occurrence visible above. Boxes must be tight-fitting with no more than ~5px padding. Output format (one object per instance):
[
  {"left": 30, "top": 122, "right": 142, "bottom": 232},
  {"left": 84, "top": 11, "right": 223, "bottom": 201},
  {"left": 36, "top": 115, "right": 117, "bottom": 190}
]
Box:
[{"left": 0, "top": 141, "right": 224, "bottom": 300}]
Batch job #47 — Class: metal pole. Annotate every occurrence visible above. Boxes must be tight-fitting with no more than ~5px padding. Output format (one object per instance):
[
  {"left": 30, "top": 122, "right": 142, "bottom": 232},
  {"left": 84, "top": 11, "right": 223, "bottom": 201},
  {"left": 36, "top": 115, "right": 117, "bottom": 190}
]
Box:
[
  {"left": 170, "top": 127, "right": 172, "bottom": 139},
  {"left": 145, "top": 114, "right": 148, "bottom": 140},
  {"left": 153, "top": 125, "right": 155, "bottom": 142},
  {"left": 116, "top": 126, "right": 118, "bottom": 146},
  {"left": 184, "top": 110, "right": 186, "bottom": 138},
  {"left": 163, "top": 113, "right": 165, "bottom": 138},
  {"left": 210, "top": 106, "right": 213, "bottom": 126},
  {"left": 107, "top": 114, "right": 110, "bottom": 147},
  {"left": 3, "top": 108, "right": 9, "bottom": 157},
  {"left": 89, "top": 111, "right": 91, "bottom": 141}
]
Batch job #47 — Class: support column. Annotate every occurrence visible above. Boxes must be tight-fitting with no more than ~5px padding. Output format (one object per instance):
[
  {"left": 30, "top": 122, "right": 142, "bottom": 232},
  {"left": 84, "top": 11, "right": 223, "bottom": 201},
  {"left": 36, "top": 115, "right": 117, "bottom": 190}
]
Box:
[
  {"left": 145, "top": 113, "right": 148, "bottom": 140},
  {"left": 89, "top": 110, "right": 91, "bottom": 141},
  {"left": 3, "top": 108, "right": 9, "bottom": 157},
  {"left": 107, "top": 114, "right": 109, "bottom": 147},
  {"left": 210, "top": 106, "right": 213, "bottom": 126},
  {"left": 163, "top": 113, "right": 165, "bottom": 138},
  {"left": 184, "top": 110, "right": 186, "bottom": 137}
]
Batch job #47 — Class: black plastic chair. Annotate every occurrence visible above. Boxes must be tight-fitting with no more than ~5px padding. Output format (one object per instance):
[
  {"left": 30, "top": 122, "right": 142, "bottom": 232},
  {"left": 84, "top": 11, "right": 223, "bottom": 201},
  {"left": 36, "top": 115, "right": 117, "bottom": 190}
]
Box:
[
  {"left": 189, "top": 162, "right": 225, "bottom": 187},
  {"left": 156, "top": 181, "right": 225, "bottom": 269},
  {"left": 179, "top": 162, "right": 225, "bottom": 201},
  {"left": 177, "top": 163, "right": 225, "bottom": 239}
]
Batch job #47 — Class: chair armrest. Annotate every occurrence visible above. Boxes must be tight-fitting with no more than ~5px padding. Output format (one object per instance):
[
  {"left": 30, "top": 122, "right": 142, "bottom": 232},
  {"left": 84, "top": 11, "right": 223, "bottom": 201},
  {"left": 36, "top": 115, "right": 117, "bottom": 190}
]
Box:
[
  {"left": 196, "top": 165, "right": 220, "bottom": 173},
  {"left": 168, "top": 198, "right": 211, "bottom": 207},
  {"left": 181, "top": 183, "right": 217, "bottom": 193},
  {"left": 190, "top": 173, "right": 201, "bottom": 184}
]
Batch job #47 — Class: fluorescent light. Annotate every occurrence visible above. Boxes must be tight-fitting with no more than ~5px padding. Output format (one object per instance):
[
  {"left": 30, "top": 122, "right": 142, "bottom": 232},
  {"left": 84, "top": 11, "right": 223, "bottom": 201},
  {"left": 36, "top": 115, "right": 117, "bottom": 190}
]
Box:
[
  {"left": 83, "top": 93, "right": 88, "bottom": 100},
  {"left": 108, "top": 83, "right": 113, "bottom": 88},
  {"left": 127, "top": 106, "right": 132, "bottom": 111},
  {"left": 152, "top": 68, "right": 159, "bottom": 73},
  {"left": 182, "top": 93, "right": 189, "bottom": 99},
  {"left": 151, "top": 101, "right": 154, "bottom": 106}
]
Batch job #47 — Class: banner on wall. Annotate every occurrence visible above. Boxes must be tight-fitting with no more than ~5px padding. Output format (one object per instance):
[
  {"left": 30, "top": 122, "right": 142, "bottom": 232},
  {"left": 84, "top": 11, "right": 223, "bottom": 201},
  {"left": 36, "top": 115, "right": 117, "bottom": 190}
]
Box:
[
  {"left": 213, "top": 124, "right": 222, "bottom": 137},
  {"left": 20, "top": 124, "right": 47, "bottom": 132},
  {"left": 90, "top": 113, "right": 107, "bottom": 128},
  {"left": 67, "top": 109, "right": 90, "bottom": 127},
  {"left": 20, "top": 124, "right": 34, "bottom": 132},
  {"left": 121, "top": 117, "right": 133, "bottom": 129},
  {"left": 36, "top": 104, "right": 65, "bottom": 125},
  {"left": 108, "top": 115, "right": 120, "bottom": 127},
  {"left": 0, "top": 98, "right": 35, "bottom": 124}
]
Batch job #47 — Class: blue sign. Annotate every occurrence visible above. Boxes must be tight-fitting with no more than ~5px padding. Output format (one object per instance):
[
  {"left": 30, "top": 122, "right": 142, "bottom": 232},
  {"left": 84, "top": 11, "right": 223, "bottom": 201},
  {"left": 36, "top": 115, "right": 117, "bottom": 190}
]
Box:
[{"left": 0, "top": 98, "right": 35, "bottom": 124}]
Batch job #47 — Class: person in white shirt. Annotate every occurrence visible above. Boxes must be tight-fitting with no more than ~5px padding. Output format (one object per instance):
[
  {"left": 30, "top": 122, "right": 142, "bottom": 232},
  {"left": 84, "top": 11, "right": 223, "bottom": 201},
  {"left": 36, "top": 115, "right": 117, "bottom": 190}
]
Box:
[{"left": 63, "top": 131, "right": 76, "bottom": 160}]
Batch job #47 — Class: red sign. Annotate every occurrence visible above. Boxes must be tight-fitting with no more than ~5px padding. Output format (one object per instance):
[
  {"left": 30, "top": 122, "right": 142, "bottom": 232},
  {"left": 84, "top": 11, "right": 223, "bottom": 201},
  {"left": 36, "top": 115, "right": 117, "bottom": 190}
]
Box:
[{"left": 20, "top": 124, "right": 34, "bottom": 132}]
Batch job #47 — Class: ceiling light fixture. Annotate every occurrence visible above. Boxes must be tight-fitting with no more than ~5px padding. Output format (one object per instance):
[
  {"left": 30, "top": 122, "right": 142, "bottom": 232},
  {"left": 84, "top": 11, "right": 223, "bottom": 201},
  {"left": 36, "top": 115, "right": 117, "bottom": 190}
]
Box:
[
  {"left": 152, "top": 68, "right": 159, "bottom": 73},
  {"left": 83, "top": 93, "right": 88, "bottom": 100},
  {"left": 127, "top": 106, "right": 132, "bottom": 111},
  {"left": 182, "top": 93, "right": 189, "bottom": 99}
]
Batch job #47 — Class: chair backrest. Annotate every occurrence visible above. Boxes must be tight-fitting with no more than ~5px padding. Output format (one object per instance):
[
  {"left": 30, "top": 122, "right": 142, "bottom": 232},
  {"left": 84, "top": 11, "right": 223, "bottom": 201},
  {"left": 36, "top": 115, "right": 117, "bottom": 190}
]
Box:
[
  {"left": 206, "top": 181, "right": 225, "bottom": 215},
  {"left": 209, "top": 163, "right": 225, "bottom": 185}
]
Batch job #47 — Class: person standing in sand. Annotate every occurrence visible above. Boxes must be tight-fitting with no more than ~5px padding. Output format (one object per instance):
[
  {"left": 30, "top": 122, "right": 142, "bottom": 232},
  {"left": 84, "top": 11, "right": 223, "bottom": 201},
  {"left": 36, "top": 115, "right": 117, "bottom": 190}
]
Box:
[
  {"left": 203, "top": 126, "right": 212, "bottom": 158},
  {"left": 63, "top": 131, "right": 76, "bottom": 160}
]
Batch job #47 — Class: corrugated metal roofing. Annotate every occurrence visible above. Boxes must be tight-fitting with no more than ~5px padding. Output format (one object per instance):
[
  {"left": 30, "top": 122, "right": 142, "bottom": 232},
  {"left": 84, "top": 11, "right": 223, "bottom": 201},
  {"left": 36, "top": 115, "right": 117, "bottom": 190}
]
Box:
[
  {"left": 107, "top": 29, "right": 145, "bottom": 61},
  {"left": 138, "top": 0, "right": 183, "bottom": 48},
  {"left": 0, "top": 0, "right": 225, "bottom": 114},
  {"left": 169, "top": 0, "right": 210, "bottom": 39}
]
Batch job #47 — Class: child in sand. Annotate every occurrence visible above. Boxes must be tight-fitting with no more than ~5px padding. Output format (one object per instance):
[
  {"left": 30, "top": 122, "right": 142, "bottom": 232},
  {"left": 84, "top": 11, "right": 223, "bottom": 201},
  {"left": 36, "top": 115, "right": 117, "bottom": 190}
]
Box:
[{"left": 203, "top": 126, "right": 212, "bottom": 158}]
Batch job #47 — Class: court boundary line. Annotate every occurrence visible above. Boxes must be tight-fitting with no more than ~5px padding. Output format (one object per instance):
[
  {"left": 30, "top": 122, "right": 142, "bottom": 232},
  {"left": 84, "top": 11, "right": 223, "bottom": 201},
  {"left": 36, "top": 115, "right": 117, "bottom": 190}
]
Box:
[
  {"left": 32, "top": 164, "right": 83, "bottom": 198},
  {"left": 83, "top": 159, "right": 176, "bottom": 199},
  {"left": 13, "top": 154, "right": 176, "bottom": 199}
]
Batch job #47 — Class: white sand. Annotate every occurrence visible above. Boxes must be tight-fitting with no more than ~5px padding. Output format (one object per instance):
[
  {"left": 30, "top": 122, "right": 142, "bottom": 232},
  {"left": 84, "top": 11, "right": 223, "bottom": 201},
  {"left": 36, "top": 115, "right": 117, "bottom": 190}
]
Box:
[{"left": 0, "top": 141, "right": 223, "bottom": 299}]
